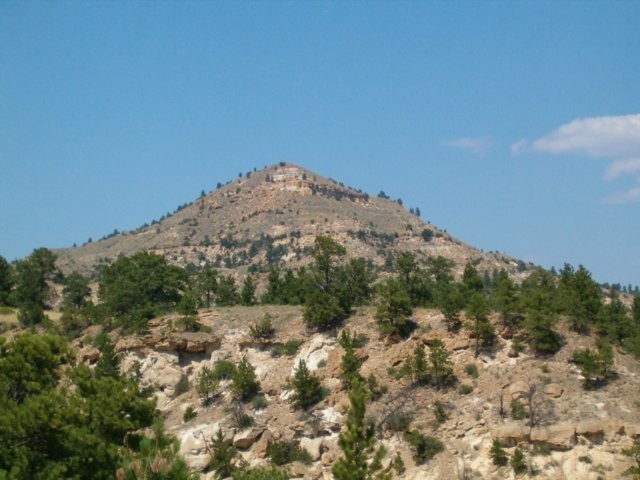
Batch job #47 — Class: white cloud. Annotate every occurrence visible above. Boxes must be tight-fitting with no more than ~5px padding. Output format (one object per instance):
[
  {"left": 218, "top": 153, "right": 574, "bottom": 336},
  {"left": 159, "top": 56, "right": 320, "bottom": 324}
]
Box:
[
  {"left": 443, "top": 137, "right": 493, "bottom": 154},
  {"left": 602, "top": 187, "right": 640, "bottom": 205},
  {"left": 531, "top": 114, "right": 640, "bottom": 158},
  {"left": 603, "top": 158, "right": 640, "bottom": 181},
  {"left": 516, "top": 114, "right": 640, "bottom": 204}
]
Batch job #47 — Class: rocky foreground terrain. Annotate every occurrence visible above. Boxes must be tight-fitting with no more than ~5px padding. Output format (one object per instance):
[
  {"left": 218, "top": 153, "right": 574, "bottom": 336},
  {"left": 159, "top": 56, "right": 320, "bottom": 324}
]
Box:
[{"left": 73, "top": 305, "right": 640, "bottom": 480}]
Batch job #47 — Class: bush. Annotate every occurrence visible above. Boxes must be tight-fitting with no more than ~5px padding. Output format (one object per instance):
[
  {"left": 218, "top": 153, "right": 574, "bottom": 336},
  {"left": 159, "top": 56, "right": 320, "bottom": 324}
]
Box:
[
  {"left": 267, "top": 440, "right": 311, "bottom": 466},
  {"left": 271, "top": 340, "right": 302, "bottom": 357},
  {"left": 249, "top": 315, "right": 276, "bottom": 341},
  {"left": 403, "top": 430, "right": 444, "bottom": 464},
  {"left": 510, "top": 398, "right": 528, "bottom": 420},
  {"left": 196, "top": 367, "right": 219, "bottom": 405},
  {"left": 510, "top": 448, "right": 527, "bottom": 474},
  {"left": 464, "top": 363, "right": 479, "bottom": 379},
  {"left": 490, "top": 439, "right": 508, "bottom": 466},
  {"left": 251, "top": 395, "right": 268, "bottom": 410},
  {"left": 385, "top": 411, "right": 412, "bottom": 432},
  {"left": 231, "top": 406, "right": 254, "bottom": 429},
  {"left": 174, "top": 375, "right": 190, "bottom": 396},
  {"left": 432, "top": 401, "right": 448, "bottom": 426},
  {"left": 175, "top": 315, "right": 202, "bottom": 332},
  {"left": 183, "top": 406, "right": 197, "bottom": 422},
  {"left": 458, "top": 384, "right": 474, "bottom": 395},
  {"left": 212, "top": 360, "right": 237, "bottom": 380}
]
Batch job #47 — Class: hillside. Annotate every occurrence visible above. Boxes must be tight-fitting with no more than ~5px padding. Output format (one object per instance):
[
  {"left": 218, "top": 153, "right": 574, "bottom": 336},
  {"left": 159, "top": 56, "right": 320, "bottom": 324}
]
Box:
[
  {"left": 55, "top": 163, "right": 527, "bottom": 280},
  {"left": 70, "top": 306, "right": 640, "bottom": 480}
]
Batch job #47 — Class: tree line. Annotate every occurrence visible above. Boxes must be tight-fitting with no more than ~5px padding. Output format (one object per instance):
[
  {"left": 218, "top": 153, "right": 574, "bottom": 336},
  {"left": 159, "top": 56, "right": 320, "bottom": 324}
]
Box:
[{"left": 1, "top": 239, "right": 639, "bottom": 358}]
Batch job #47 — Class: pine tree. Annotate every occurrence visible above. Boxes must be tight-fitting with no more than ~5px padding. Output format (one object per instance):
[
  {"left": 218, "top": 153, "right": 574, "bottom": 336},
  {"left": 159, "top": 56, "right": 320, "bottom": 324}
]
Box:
[
  {"left": 510, "top": 448, "right": 527, "bottom": 474},
  {"left": 232, "top": 356, "right": 260, "bottom": 401},
  {"left": 94, "top": 336, "right": 120, "bottom": 379},
  {"left": 332, "top": 380, "right": 390, "bottom": 480},
  {"left": 240, "top": 276, "right": 257, "bottom": 306},
  {"left": 428, "top": 340, "right": 455, "bottom": 388},
  {"left": 490, "top": 439, "right": 508, "bottom": 466},
  {"left": 289, "top": 360, "right": 323, "bottom": 409},
  {"left": 339, "top": 330, "right": 363, "bottom": 390},
  {"left": 466, "top": 292, "right": 495, "bottom": 357}
]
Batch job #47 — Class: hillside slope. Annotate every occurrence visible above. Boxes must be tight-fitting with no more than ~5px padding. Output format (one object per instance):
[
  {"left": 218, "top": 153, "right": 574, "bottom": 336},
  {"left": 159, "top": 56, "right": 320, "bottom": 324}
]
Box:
[
  {"left": 72, "top": 306, "right": 640, "bottom": 480},
  {"left": 55, "top": 163, "right": 526, "bottom": 279}
]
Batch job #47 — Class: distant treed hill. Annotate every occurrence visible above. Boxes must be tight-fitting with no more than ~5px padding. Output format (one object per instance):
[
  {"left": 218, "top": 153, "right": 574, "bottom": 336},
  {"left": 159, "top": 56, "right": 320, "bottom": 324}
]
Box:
[{"left": 54, "top": 163, "right": 529, "bottom": 281}]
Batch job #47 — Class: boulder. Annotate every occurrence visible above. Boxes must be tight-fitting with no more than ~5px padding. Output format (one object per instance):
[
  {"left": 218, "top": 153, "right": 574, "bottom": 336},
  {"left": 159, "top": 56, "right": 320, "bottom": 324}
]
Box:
[
  {"left": 290, "top": 461, "right": 309, "bottom": 477},
  {"left": 233, "top": 428, "right": 264, "bottom": 449},
  {"left": 542, "top": 383, "right": 563, "bottom": 398},
  {"left": 492, "top": 423, "right": 529, "bottom": 447},
  {"left": 300, "top": 437, "right": 324, "bottom": 461},
  {"left": 252, "top": 429, "right": 274, "bottom": 458},
  {"left": 506, "top": 381, "right": 529, "bottom": 400}
]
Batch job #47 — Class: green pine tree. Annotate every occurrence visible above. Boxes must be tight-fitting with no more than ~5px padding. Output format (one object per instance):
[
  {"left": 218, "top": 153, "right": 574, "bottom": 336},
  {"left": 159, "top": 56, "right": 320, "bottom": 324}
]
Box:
[{"left": 232, "top": 356, "right": 260, "bottom": 401}]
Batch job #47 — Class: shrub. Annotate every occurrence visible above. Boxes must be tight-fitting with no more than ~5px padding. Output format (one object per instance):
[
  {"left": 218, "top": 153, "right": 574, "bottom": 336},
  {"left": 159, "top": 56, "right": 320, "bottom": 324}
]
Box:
[
  {"left": 403, "top": 430, "right": 444, "bottom": 464},
  {"left": 249, "top": 315, "right": 276, "bottom": 341},
  {"left": 196, "top": 366, "right": 219, "bottom": 405},
  {"left": 271, "top": 340, "right": 302, "bottom": 357},
  {"left": 251, "top": 395, "right": 268, "bottom": 410},
  {"left": 433, "top": 401, "right": 448, "bottom": 426},
  {"left": 385, "top": 411, "right": 412, "bottom": 432},
  {"left": 511, "top": 398, "right": 528, "bottom": 420},
  {"left": 510, "top": 448, "right": 527, "bottom": 474},
  {"left": 231, "top": 406, "right": 254, "bottom": 429},
  {"left": 458, "top": 384, "right": 474, "bottom": 395},
  {"left": 490, "top": 439, "right": 508, "bottom": 466},
  {"left": 267, "top": 440, "right": 311, "bottom": 466},
  {"left": 174, "top": 375, "right": 190, "bottom": 396},
  {"left": 367, "top": 373, "right": 387, "bottom": 400},
  {"left": 175, "top": 315, "right": 201, "bottom": 332},
  {"left": 183, "top": 406, "right": 197, "bottom": 422},
  {"left": 212, "top": 360, "right": 237, "bottom": 380},
  {"left": 393, "top": 454, "right": 406, "bottom": 475},
  {"left": 464, "top": 363, "right": 479, "bottom": 379},
  {"left": 532, "top": 442, "right": 551, "bottom": 456}
]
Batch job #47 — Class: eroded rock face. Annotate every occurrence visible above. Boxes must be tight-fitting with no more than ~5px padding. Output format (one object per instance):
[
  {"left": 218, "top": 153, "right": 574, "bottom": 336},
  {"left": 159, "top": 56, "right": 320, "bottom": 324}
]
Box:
[
  {"left": 492, "top": 423, "right": 529, "bottom": 447},
  {"left": 293, "top": 335, "right": 336, "bottom": 372},
  {"left": 177, "top": 422, "right": 222, "bottom": 470},
  {"left": 115, "top": 332, "right": 221, "bottom": 355},
  {"left": 530, "top": 424, "right": 576, "bottom": 450}
]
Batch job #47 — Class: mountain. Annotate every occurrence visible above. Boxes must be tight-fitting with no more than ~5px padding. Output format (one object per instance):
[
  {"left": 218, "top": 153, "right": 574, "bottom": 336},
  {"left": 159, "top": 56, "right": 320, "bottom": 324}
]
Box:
[{"left": 55, "top": 163, "right": 528, "bottom": 278}]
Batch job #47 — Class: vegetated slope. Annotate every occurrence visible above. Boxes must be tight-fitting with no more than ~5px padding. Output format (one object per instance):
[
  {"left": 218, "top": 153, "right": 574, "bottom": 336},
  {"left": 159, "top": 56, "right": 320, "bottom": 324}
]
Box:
[
  {"left": 75, "top": 305, "right": 640, "bottom": 480},
  {"left": 55, "top": 163, "right": 527, "bottom": 279}
]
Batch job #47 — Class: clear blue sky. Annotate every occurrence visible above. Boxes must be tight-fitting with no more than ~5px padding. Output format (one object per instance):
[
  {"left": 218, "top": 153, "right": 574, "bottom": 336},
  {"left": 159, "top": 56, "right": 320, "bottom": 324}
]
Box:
[{"left": 1, "top": 1, "right": 639, "bottom": 287}]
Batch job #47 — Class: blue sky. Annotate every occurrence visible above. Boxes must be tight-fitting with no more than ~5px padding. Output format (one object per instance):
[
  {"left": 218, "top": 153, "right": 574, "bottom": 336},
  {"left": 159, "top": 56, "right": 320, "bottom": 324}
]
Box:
[{"left": 1, "top": 1, "right": 639, "bottom": 286}]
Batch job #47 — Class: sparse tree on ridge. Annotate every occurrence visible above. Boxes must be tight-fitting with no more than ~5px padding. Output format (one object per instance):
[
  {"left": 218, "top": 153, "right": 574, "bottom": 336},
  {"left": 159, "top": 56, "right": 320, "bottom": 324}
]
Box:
[{"left": 13, "top": 248, "right": 57, "bottom": 326}]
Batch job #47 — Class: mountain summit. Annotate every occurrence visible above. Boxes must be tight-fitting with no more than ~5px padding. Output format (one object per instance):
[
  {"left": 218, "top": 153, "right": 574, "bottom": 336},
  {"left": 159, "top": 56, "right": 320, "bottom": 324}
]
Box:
[{"left": 55, "top": 163, "right": 523, "bottom": 277}]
